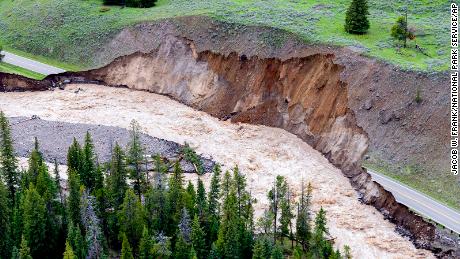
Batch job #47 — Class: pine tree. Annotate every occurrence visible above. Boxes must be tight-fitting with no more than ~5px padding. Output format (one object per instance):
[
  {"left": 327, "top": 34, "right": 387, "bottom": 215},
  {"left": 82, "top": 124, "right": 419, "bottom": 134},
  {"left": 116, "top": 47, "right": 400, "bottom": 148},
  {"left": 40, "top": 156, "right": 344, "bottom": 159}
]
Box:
[
  {"left": 145, "top": 180, "right": 168, "bottom": 234},
  {"left": 310, "top": 207, "right": 329, "bottom": 259},
  {"left": 139, "top": 226, "right": 153, "bottom": 259},
  {"left": 391, "top": 14, "right": 413, "bottom": 48},
  {"left": 36, "top": 162, "right": 57, "bottom": 203},
  {"left": 344, "top": 0, "right": 370, "bottom": 34},
  {"left": 0, "top": 111, "right": 18, "bottom": 204},
  {"left": 119, "top": 189, "right": 145, "bottom": 250},
  {"left": 152, "top": 232, "right": 171, "bottom": 258},
  {"left": 216, "top": 188, "right": 241, "bottom": 258},
  {"left": 82, "top": 131, "right": 97, "bottom": 191},
  {"left": 127, "top": 120, "right": 146, "bottom": 199},
  {"left": 68, "top": 169, "right": 82, "bottom": 226},
  {"left": 185, "top": 180, "right": 197, "bottom": 215},
  {"left": 268, "top": 176, "right": 287, "bottom": 243},
  {"left": 67, "top": 138, "right": 84, "bottom": 174},
  {"left": 191, "top": 214, "right": 207, "bottom": 259},
  {"left": 63, "top": 240, "right": 76, "bottom": 259},
  {"left": 80, "top": 189, "right": 104, "bottom": 259},
  {"left": 108, "top": 143, "right": 128, "bottom": 210},
  {"left": 22, "top": 185, "right": 46, "bottom": 258},
  {"left": 196, "top": 178, "right": 208, "bottom": 221},
  {"left": 252, "top": 237, "right": 269, "bottom": 259},
  {"left": 121, "top": 233, "right": 134, "bottom": 259},
  {"left": 10, "top": 246, "right": 19, "bottom": 259},
  {"left": 67, "top": 222, "right": 86, "bottom": 259},
  {"left": 296, "top": 182, "right": 312, "bottom": 252},
  {"left": 167, "top": 162, "right": 185, "bottom": 234},
  {"left": 0, "top": 182, "right": 11, "bottom": 259},
  {"left": 174, "top": 232, "right": 191, "bottom": 259},
  {"left": 175, "top": 209, "right": 192, "bottom": 259},
  {"left": 54, "top": 158, "right": 64, "bottom": 204},
  {"left": 19, "top": 236, "right": 32, "bottom": 259},
  {"left": 270, "top": 244, "right": 283, "bottom": 259},
  {"left": 207, "top": 165, "right": 221, "bottom": 245},
  {"left": 27, "top": 138, "right": 44, "bottom": 187}
]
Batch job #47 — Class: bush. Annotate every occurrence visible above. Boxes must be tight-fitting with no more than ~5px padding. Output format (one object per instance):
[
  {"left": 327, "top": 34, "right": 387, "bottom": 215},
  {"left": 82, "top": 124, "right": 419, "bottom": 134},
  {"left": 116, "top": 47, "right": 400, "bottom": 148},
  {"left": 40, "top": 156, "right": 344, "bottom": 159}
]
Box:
[
  {"left": 344, "top": 0, "right": 370, "bottom": 34},
  {"left": 104, "top": 0, "right": 157, "bottom": 8},
  {"left": 99, "top": 6, "right": 111, "bottom": 12}
]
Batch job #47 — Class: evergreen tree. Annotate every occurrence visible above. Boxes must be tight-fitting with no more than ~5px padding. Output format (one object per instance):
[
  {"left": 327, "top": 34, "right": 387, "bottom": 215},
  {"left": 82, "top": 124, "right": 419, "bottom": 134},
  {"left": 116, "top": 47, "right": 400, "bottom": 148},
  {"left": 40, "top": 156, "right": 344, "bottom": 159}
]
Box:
[
  {"left": 270, "top": 244, "right": 283, "bottom": 259},
  {"left": 19, "top": 236, "right": 32, "bottom": 259},
  {"left": 0, "top": 182, "right": 11, "bottom": 259},
  {"left": 185, "top": 180, "right": 197, "bottom": 215},
  {"left": 63, "top": 240, "right": 76, "bottom": 259},
  {"left": 67, "top": 222, "right": 86, "bottom": 259},
  {"left": 82, "top": 131, "right": 97, "bottom": 191},
  {"left": 121, "top": 234, "right": 134, "bottom": 259},
  {"left": 107, "top": 142, "right": 128, "bottom": 210},
  {"left": 268, "top": 176, "right": 287, "bottom": 243},
  {"left": 152, "top": 232, "right": 171, "bottom": 258},
  {"left": 216, "top": 187, "right": 241, "bottom": 258},
  {"left": 252, "top": 237, "right": 270, "bottom": 259},
  {"left": 191, "top": 214, "right": 207, "bottom": 259},
  {"left": 0, "top": 111, "right": 18, "bottom": 203},
  {"left": 27, "top": 138, "right": 44, "bottom": 186},
  {"left": 67, "top": 138, "right": 84, "bottom": 174},
  {"left": 68, "top": 169, "right": 82, "bottom": 226},
  {"left": 207, "top": 165, "right": 221, "bottom": 245},
  {"left": 167, "top": 162, "right": 185, "bottom": 234},
  {"left": 119, "top": 189, "right": 145, "bottom": 250},
  {"left": 145, "top": 180, "right": 168, "bottom": 234},
  {"left": 127, "top": 120, "right": 146, "bottom": 199},
  {"left": 174, "top": 232, "right": 191, "bottom": 259},
  {"left": 80, "top": 189, "right": 105, "bottom": 259},
  {"left": 22, "top": 185, "right": 46, "bottom": 258},
  {"left": 139, "top": 226, "right": 153, "bottom": 259},
  {"left": 310, "top": 207, "right": 329, "bottom": 259},
  {"left": 296, "top": 182, "right": 312, "bottom": 251},
  {"left": 344, "top": 0, "right": 370, "bottom": 34},
  {"left": 54, "top": 158, "right": 64, "bottom": 204},
  {"left": 391, "top": 14, "right": 413, "bottom": 48},
  {"left": 10, "top": 246, "right": 19, "bottom": 259},
  {"left": 196, "top": 178, "right": 208, "bottom": 221}
]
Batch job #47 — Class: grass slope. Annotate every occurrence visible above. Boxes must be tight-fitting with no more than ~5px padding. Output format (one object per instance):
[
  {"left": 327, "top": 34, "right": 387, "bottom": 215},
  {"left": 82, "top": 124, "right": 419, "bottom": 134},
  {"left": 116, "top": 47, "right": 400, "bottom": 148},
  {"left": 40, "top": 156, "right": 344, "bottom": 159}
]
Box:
[
  {"left": 0, "top": 62, "right": 45, "bottom": 80},
  {"left": 0, "top": 0, "right": 449, "bottom": 71}
]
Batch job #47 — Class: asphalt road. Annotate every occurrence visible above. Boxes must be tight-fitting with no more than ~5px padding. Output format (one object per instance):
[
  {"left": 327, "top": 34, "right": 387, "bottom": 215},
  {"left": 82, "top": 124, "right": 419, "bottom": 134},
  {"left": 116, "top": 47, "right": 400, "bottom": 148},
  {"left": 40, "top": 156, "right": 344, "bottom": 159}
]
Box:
[
  {"left": 1, "top": 51, "right": 65, "bottom": 75},
  {"left": 368, "top": 170, "right": 460, "bottom": 234}
]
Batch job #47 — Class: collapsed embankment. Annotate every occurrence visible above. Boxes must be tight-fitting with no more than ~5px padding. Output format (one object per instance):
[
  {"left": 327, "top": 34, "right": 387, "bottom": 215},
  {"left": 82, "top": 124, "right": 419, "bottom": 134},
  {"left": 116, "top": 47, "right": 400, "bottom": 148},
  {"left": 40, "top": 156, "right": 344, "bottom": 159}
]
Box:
[
  {"left": 0, "top": 16, "right": 454, "bottom": 257},
  {"left": 76, "top": 36, "right": 441, "bottom": 251}
]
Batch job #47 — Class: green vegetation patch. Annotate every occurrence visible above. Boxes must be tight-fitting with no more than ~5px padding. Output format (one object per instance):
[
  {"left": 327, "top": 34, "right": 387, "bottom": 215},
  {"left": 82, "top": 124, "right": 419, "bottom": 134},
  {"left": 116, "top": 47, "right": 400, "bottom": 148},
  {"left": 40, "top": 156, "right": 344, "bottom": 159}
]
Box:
[
  {"left": 0, "top": 62, "right": 45, "bottom": 80},
  {"left": 0, "top": 0, "right": 450, "bottom": 71}
]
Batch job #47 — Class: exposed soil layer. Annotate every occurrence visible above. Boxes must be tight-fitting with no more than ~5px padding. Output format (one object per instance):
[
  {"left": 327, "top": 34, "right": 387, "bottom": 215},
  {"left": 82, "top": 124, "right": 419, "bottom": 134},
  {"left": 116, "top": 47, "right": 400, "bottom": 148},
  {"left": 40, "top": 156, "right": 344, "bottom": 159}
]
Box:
[
  {"left": 0, "top": 72, "right": 49, "bottom": 91},
  {"left": 9, "top": 116, "right": 215, "bottom": 174}
]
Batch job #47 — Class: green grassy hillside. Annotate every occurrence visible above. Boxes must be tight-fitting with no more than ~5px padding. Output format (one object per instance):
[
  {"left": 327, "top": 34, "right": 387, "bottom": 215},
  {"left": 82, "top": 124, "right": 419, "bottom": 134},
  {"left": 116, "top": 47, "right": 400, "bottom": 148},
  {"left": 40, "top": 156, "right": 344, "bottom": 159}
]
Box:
[{"left": 0, "top": 0, "right": 449, "bottom": 71}]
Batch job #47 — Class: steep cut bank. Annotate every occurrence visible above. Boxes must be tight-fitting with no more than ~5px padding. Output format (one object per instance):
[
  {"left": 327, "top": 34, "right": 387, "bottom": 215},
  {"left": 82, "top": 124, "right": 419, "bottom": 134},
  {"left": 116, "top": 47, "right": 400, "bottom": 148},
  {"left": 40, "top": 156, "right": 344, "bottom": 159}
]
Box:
[{"left": 76, "top": 36, "right": 445, "bottom": 253}]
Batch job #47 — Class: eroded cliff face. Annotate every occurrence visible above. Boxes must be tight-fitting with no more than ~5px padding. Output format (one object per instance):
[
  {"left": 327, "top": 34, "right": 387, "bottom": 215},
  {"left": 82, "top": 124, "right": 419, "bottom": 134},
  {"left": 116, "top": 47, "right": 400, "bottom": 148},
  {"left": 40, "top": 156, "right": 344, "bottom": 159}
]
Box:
[{"left": 81, "top": 36, "right": 437, "bottom": 250}]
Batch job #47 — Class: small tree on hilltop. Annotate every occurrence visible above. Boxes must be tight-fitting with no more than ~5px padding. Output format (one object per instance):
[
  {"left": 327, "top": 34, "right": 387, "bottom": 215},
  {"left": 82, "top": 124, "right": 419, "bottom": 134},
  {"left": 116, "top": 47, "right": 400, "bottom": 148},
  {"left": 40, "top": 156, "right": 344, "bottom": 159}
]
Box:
[
  {"left": 345, "top": 0, "right": 370, "bottom": 34},
  {"left": 391, "top": 12, "right": 414, "bottom": 48}
]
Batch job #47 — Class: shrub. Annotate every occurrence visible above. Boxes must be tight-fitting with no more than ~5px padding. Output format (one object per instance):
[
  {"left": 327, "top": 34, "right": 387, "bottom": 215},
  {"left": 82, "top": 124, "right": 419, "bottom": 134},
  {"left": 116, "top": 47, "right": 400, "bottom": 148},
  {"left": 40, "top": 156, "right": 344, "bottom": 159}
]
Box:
[
  {"left": 99, "top": 6, "right": 111, "bottom": 12},
  {"left": 344, "top": 0, "right": 370, "bottom": 34}
]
